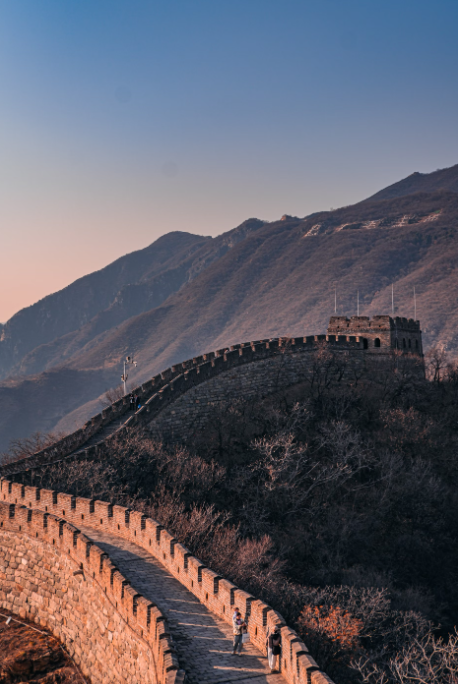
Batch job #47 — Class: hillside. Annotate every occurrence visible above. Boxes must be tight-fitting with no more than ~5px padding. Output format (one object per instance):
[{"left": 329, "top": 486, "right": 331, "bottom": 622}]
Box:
[
  {"left": 0, "top": 218, "right": 265, "bottom": 380},
  {"left": 1, "top": 165, "right": 458, "bottom": 449}
]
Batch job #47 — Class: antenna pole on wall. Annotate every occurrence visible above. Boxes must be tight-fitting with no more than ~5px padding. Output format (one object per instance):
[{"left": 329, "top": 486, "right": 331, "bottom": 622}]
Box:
[
  {"left": 391, "top": 284, "right": 394, "bottom": 317},
  {"left": 414, "top": 286, "right": 417, "bottom": 321}
]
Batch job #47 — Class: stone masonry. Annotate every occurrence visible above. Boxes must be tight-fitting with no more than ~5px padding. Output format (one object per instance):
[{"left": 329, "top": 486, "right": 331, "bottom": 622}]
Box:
[{"left": 0, "top": 479, "right": 333, "bottom": 684}]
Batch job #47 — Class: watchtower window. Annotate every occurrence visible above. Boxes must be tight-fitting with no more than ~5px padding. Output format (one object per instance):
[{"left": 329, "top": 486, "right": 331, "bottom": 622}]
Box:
[
  {"left": 363, "top": 338, "right": 368, "bottom": 349},
  {"left": 403, "top": 338, "right": 406, "bottom": 348},
  {"left": 415, "top": 340, "right": 419, "bottom": 350},
  {"left": 374, "top": 338, "right": 381, "bottom": 348},
  {"left": 395, "top": 339, "right": 399, "bottom": 349},
  {"left": 408, "top": 339, "right": 411, "bottom": 348}
]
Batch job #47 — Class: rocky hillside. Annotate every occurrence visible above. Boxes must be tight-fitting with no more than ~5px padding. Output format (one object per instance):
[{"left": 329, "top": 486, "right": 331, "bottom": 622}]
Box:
[{"left": 1, "top": 165, "right": 458, "bottom": 450}]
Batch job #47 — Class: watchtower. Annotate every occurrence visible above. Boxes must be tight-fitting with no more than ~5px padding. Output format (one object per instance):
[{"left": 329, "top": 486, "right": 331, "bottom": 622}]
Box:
[{"left": 327, "top": 315, "right": 423, "bottom": 355}]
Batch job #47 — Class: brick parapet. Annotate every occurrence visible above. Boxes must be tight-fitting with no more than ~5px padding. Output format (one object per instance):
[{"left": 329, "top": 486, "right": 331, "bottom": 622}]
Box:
[
  {"left": 0, "top": 479, "right": 335, "bottom": 684},
  {"left": 0, "top": 500, "right": 183, "bottom": 684}
]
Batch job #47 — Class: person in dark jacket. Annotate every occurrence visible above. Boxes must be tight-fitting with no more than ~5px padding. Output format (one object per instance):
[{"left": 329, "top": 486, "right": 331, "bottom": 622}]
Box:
[{"left": 267, "top": 625, "right": 281, "bottom": 673}]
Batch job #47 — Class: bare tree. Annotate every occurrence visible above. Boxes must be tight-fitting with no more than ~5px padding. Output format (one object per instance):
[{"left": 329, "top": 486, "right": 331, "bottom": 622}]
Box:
[
  {"left": 0, "top": 431, "right": 65, "bottom": 465},
  {"left": 353, "top": 628, "right": 458, "bottom": 684}
]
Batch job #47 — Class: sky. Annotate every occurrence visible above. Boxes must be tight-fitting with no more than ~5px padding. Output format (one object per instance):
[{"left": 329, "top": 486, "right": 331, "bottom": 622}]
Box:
[{"left": 1, "top": 1, "right": 458, "bottom": 322}]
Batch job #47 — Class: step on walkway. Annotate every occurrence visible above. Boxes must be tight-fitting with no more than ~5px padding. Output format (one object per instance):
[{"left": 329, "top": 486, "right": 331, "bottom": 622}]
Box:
[{"left": 80, "top": 526, "right": 286, "bottom": 684}]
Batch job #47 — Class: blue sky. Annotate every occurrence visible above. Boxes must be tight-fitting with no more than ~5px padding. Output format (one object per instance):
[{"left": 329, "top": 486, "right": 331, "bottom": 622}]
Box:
[{"left": 1, "top": 0, "right": 458, "bottom": 320}]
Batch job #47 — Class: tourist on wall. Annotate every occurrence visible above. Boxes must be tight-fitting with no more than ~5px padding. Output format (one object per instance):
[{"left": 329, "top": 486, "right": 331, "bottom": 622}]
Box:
[
  {"left": 232, "top": 611, "right": 246, "bottom": 655},
  {"left": 129, "top": 393, "right": 135, "bottom": 411},
  {"left": 267, "top": 626, "right": 282, "bottom": 673}
]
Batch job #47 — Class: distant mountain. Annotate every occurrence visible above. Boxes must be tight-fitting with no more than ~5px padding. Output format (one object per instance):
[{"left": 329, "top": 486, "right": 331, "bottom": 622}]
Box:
[
  {"left": 0, "top": 231, "right": 208, "bottom": 379},
  {"left": 365, "top": 164, "right": 458, "bottom": 202},
  {"left": 2, "top": 165, "right": 458, "bottom": 450},
  {"left": 0, "top": 219, "right": 265, "bottom": 380}
]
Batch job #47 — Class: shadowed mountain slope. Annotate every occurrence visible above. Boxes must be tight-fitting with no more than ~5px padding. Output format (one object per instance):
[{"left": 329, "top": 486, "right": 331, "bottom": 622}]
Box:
[
  {"left": 0, "top": 230, "right": 209, "bottom": 379},
  {"left": 1, "top": 166, "right": 458, "bottom": 449},
  {"left": 0, "top": 219, "right": 266, "bottom": 380}
]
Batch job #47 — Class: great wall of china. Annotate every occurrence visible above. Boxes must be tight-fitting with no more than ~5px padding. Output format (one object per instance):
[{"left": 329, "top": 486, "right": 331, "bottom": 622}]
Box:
[
  {"left": 0, "top": 315, "right": 423, "bottom": 479},
  {"left": 0, "top": 316, "right": 424, "bottom": 684}
]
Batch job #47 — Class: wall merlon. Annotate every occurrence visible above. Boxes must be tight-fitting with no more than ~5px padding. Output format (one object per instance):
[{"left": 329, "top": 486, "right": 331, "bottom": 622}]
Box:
[
  {"left": 10, "top": 482, "right": 23, "bottom": 502},
  {"left": 291, "top": 640, "right": 309, "bottom": 659},
  {"left": 112, "top": 504, "right": 129, "bottom": 528},
  {"left": 201, "top": 568, "right": 220, "bottom": 592},
  {"left": 310, "top": 671, "right": 335, "bottom": 684},
  {"left": 57, "top": 492, "right": 75, "bottom": 512},
  {"left": 298, "top": 653, "right": 320, "bottom": 684},
  {"left": 233, "top": 589, "right": 253, "bottom": 619},
  {"left": 94, "top": 500, "right": 112, "bottom": 519},
  {"left": 23, "top": 485, "right": 39, "bottom": 504},
  {"left": 266, "top": 608, "right": 285, "bottom": 631},
  {"left": 130, "top": 510, "right": 145, "bottom": 529},
  {"left": 159, "top": 529, "right": 175, "bottom": 559},
  {"left": 61, "top": 524, "right": 77, "bottom": 549}
]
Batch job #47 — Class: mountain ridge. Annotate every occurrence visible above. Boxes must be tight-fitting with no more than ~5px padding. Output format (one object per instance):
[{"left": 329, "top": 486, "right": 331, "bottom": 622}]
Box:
[
  {"left": 364, "top": 163, "right": 458, "bottom": 202},
  {"left": 2, "top": 165, "right": 458, "bottom": 450}
]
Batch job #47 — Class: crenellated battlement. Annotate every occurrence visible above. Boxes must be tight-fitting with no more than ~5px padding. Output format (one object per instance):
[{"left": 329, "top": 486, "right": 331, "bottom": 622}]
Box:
[
  {"left": 328, "top": 314, "right": 421, "bottom": 333},
  {"left": 0, "top": 498, "right": 182, "bottom": 684},
  {"left": 0, "top": 479, "right": 331, "bottom": 684},
  {"left": 328, "top": 315, "right": 423, "bottom": 354}
]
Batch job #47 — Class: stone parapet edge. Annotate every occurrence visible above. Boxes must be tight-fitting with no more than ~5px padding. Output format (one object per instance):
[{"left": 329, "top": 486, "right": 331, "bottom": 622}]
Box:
[
  {"left": 0, "top": 478, "right": 336, "bottom": 684},
  {"left": 0, "top": 499, "right": 184, "bottom": 684}
]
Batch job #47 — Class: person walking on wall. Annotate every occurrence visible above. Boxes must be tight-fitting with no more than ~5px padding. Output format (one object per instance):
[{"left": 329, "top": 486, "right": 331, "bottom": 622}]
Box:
[
  {"left": 129, "top": 393, "right": 135, "bottom": 411},
  {"left": 232, "top": 611, "right": 246, "bottom": 656},
  {"left": 267, "top": 626, "right": 282, "bottom": 673}
]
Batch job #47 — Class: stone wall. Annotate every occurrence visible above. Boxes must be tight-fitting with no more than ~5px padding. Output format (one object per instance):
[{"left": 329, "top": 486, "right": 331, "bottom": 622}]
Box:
[
  {"left": 0, "top": 328, "right": 425, "bottom": 478},
  {"left": 147, "top": 341, "right": 366, "bottom": 443},
  {"left": 0, "top": 334, "right": 369, "bottom": 477},
  {"left": 0, "top": 478, "right": 334, "bottom": 684},
  {"left": 0, "top": 499, "right": 183, "bottom": 684}
]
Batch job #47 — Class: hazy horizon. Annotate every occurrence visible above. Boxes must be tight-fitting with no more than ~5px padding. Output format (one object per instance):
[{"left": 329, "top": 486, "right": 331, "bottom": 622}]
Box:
[{"left": 2, "top": 0, "right": 458, "bottom": 322}]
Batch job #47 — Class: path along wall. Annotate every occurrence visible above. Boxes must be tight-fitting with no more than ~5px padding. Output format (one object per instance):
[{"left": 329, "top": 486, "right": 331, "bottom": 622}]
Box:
[
  {"left": 0, "top": 478, "right": 334, "bottom": 684},
  {"left": 0, "top": 499, "right": 183, "bottom": 684}
]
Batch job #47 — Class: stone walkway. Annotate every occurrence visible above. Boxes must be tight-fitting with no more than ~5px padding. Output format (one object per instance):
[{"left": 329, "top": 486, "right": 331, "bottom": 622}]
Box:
[{"left": 80, "top": 526, "right": 285, "bottom": 684}]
